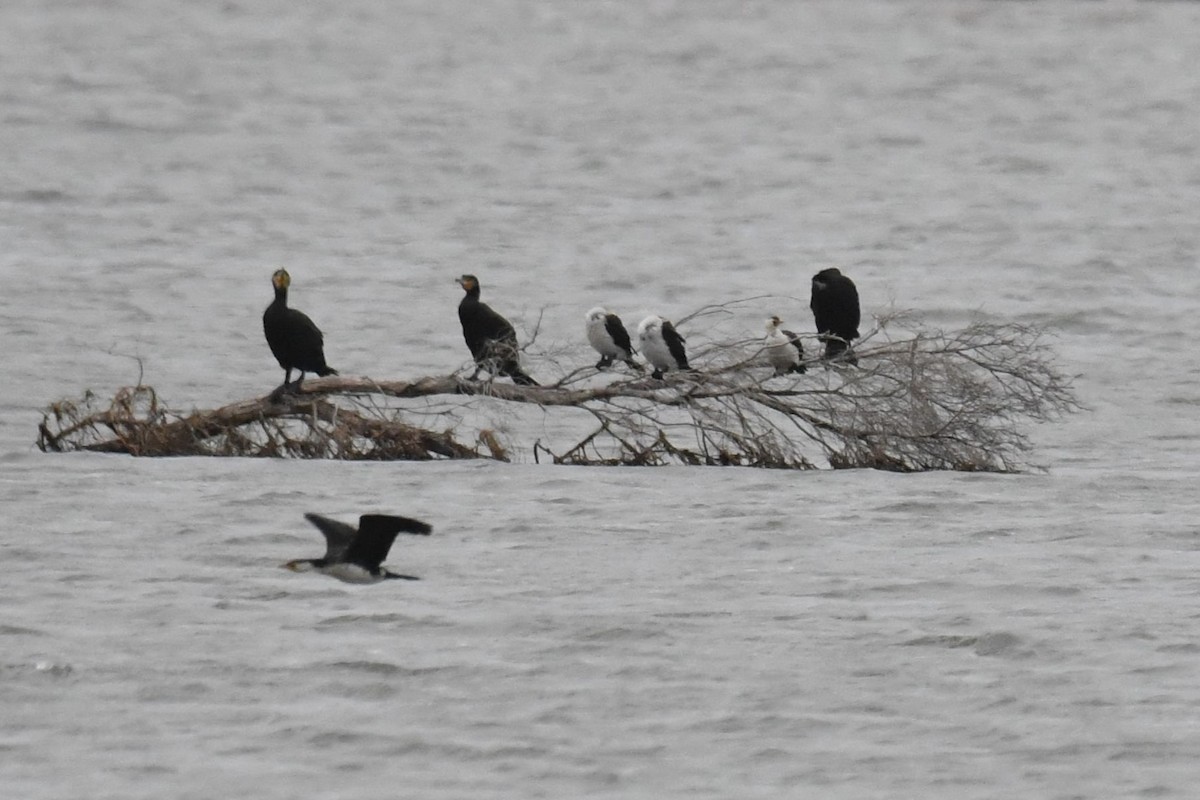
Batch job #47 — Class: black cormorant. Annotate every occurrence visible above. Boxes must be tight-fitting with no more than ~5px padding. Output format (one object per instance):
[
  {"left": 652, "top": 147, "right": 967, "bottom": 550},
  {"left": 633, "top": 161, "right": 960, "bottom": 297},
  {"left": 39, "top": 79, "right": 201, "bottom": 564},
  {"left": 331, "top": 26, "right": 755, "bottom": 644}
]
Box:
[
  {"left": 810, "top": 267, "right": 860, "bottom": 364},
  {"left": 637, "top": 315, "right": 691, "bottom": 380},
  {"left": 455, "top": 274, "right": 538, "bottom": 385},
  {"left": 585, "top": 306, "right": 640, "bottom": 370},
  {"left": 282, "top": 512, "right": 433, "bottom": 584},
  {"left": 263, "top": 268, "right": 337, "bottom": 392},
  {"left": 764, "top": 315, "right": 806, "bottom": 376}
]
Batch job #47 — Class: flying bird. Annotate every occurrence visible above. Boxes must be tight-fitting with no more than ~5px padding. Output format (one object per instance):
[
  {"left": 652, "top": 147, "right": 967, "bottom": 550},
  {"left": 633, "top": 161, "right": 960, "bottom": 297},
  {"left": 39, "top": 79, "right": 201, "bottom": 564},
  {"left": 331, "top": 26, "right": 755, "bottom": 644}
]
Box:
[
  {"left": 585, "top": 307, "right": 640, "bottom": 370},
  {"left": 262, "top": 268, "right": 337, "bottom": 393},
  {"left": 282, "top": 512, "right": 433, "bottom": 584},
  {"left": 638, "top": 315, "right": 691, "bottom": 380},
  {"left": 456, "top": 274, "right": 538, "bottom": 385},
  {"left": 764, "top": 315, "right": 806, "bottom": 376},
  {"left": 810, "top": 267, "right": 860, "bottom": 365}
]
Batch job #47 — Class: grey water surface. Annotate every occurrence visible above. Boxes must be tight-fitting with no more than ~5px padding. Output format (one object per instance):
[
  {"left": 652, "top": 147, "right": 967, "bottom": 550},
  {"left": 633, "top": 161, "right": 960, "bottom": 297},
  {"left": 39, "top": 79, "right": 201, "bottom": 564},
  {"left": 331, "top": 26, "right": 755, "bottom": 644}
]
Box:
[{"left": 3, "top": 2, "right": 1200, "bottom": 798}]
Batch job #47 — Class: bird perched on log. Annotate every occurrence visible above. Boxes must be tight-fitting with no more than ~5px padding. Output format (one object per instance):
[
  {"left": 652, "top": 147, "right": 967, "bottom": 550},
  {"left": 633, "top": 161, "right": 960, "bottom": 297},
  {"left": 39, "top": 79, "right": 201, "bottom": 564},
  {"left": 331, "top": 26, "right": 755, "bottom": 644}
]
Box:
[
  {"left": 282, "top": 512, "right": 432, "bottom": 583},
  {"left": 638, "top": 315, "right": 692, "bottom": 380},
  {"left": 810, "top": 267, "right": 860, "bottom": 365},
  {"left": 764, "top": 315, "right": 806, "bottom": 376},
  {"left": 263, "top": 268, "right": 337, "bottom": 394},
  {"left": 455, "top": 274, "right": 538, "bottom": 385},
  {"left": 585, "top": 307, "right": 640, "bottom": 370}
]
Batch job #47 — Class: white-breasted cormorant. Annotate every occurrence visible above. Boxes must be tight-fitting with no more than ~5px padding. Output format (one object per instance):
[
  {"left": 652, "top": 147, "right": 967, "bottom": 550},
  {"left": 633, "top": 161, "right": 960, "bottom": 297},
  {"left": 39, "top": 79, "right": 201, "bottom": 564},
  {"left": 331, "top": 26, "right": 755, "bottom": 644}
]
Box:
[
  {"left": 585, "top": 307, "right": 640, "bottom": 370},
  {"left": 263, "top": 268, "right": 337, "bottom": 392},
  {"left": 455, "top": 275, "right": 538, "bottom": 386},
  {"left": 810, "top": 267, "right": 860, "bottom": 365},
  {"left": 764, "top": 315, "right": 806, "bottom": 376},
  {"left": 282, "top": 512, "right": 432, "bottom": 584},
  {"left": 637, "top": 315, "right": 691, "bottom": 380}
]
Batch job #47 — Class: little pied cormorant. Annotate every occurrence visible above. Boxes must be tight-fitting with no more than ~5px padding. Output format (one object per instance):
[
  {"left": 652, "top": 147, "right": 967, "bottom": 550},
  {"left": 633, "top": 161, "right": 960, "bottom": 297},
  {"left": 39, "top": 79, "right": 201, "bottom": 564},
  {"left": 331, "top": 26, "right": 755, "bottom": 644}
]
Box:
[
  {"left": 282, "top": 512, "right": 432, "bottom": 584},
  {"left": 764, "top": 315, "right": 806, "bottom": 376},
  {"left": 585, "top": 307, "right": 640, "bottom": 370},
  {"left": 637, "top": 315, "right": 692, "bottom": 380}
]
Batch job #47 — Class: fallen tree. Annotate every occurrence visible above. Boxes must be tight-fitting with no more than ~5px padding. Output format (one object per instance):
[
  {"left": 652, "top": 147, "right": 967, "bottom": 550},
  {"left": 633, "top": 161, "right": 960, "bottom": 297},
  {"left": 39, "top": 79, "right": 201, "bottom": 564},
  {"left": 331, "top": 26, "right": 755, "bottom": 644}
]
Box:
[{"left": 36, "top": 311, "right": 1080, "bottom": 472}]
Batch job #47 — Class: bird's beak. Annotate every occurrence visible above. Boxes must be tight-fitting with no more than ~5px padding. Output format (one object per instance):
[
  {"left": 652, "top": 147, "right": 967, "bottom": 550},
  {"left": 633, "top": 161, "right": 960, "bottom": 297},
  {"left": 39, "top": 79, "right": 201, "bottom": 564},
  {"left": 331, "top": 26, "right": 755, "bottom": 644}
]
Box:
[{"left": 281, "top": 561, "right": 299, "bottom": 572}]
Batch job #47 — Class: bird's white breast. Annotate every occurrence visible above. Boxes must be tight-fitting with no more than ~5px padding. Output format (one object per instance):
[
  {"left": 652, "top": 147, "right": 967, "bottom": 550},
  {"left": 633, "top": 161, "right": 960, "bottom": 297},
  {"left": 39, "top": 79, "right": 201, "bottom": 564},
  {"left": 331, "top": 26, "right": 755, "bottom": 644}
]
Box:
[
  {"left": 320, "top": 563, "right": 383, "bottom": 584},
  {"left": 638, "top": 318, "right": 675, "bottom": 371},
  {"left": 765, "top": 327, "right": 800, "bottom": 370},
  {"left": 586, "top": 313, "right": 621, "bottom": 356}
]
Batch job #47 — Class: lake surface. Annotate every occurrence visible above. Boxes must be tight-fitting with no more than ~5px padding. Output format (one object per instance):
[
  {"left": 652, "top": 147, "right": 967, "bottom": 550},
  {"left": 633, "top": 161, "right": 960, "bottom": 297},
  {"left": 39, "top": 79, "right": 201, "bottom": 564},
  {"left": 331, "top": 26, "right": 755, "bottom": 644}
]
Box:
[{"left": 3, "top": 2, "right": 1199, "bottom": 798}]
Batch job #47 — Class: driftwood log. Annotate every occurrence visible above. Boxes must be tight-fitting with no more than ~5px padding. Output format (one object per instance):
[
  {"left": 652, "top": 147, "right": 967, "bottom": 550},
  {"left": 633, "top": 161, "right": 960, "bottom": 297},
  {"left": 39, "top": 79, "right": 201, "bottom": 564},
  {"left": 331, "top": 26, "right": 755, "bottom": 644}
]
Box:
[{"left": 36, "top": 314, "right": 1080, "bottom": 472}]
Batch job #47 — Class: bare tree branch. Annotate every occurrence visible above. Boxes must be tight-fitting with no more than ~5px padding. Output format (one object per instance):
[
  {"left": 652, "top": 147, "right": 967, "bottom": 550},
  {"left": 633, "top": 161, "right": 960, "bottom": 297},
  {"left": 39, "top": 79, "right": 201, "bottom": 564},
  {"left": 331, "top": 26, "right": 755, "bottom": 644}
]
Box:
[{"left": 37, "top": 308, "right": 1080, "bottom": 472}]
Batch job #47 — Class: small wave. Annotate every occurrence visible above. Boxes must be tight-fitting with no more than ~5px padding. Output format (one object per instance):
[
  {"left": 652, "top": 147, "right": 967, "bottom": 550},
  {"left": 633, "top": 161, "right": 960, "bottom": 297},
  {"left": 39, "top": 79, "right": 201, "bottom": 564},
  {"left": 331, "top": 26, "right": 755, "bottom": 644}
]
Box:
[
  {"left": 10, "top": 188, "right": 75, "bottom": 204},
  {"left": 315, "top": 613, "right": 447, "bottom": 628},
  {"left": 970, "top": 527, "right": 1014, "bottom": 539},
  {"left": 902, "top": 631, "right": 1026, "bottom": 658},
  {"left": 324, "top": 660, "right": 446, "bottom": 677},
  {"left": 316, "top": 681, "right": 400, "bottom": 701},
  {"left": 79, "top": 115, "right": 176, "bottom": 134},
  {"left": 136, "top": 682, "right": 213, "bottom": 702},
  {"left": 577, "top": 624, "right": 667, "bottom": 643},
  {"left": 654, "top": 610, "right": 734, "bottom": 620},
  {"left": 0, "top": 661, "right": 74, "bottom": 677},
  {"left": 309, "top": 730, "right": 372, "bottom": 747},
  {"left": 980, "top": 154, "right": 1054, "bottom": 175},
  {"left": 902, "top": 634, "right": 978, "bottom": 649}
]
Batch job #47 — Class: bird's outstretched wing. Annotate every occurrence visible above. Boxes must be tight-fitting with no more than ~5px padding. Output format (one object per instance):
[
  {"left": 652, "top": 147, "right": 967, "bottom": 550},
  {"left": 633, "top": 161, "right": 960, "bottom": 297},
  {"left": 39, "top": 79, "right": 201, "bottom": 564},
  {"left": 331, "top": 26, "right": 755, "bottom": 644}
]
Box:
[
  {"left": 303, "top": 513, "right": 358, "bottom": 561},
  {"left": 346, "top": 514, "right": 433, "bottom": 569}
]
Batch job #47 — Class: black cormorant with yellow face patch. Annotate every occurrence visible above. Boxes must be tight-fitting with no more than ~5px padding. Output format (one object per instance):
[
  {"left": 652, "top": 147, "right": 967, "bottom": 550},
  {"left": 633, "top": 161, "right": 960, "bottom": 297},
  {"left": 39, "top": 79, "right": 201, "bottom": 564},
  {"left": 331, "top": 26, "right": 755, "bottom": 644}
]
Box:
[
  {"left": 455, "top": 275, "right": 538, "bottom": 385},
  {"left": 263, "top": 269, "right": 337, "bottom": 392}
]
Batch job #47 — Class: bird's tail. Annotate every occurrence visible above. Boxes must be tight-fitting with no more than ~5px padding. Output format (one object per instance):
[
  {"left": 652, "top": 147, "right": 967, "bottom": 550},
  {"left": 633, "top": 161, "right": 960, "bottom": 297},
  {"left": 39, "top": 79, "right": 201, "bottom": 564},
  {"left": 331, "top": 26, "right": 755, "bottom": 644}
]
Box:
[
  {"left": 498, "top": 358, "right": 538, "bottom": 386},
  {"left": 822, "top": 339, "right": 857, "bottom": 366},
  {"left": 317, "top": 366, "right": 339, "bottom": 377}
]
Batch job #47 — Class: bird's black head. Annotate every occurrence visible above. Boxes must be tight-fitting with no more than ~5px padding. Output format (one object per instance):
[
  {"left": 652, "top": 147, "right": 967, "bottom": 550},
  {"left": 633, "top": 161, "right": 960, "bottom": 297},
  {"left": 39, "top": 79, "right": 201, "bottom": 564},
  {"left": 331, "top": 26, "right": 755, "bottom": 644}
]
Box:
[
  {"left": 457, "top": 274, "right": 480, "bottom": 293},
  {"left": 272, "top": 268, "right": 291, "bottom": 291}
]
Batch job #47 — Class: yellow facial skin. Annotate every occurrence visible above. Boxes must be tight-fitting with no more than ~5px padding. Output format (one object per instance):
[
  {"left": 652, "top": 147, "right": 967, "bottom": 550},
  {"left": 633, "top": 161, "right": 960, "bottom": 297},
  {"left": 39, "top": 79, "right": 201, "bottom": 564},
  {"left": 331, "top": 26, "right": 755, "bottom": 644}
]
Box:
[{"left": 272, "top": 269, "right": 291, "bottom": 290}]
